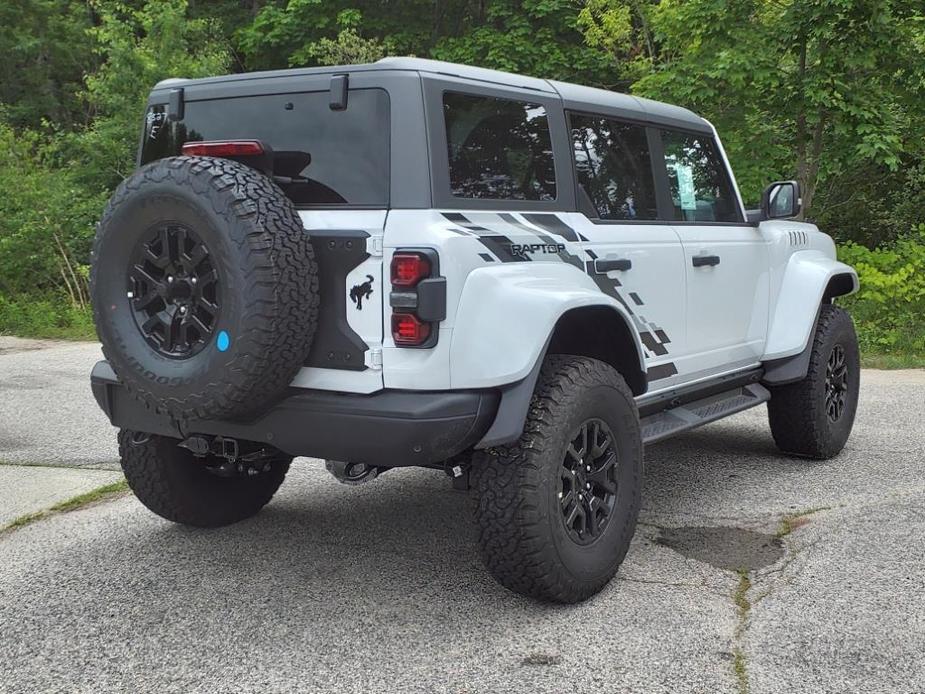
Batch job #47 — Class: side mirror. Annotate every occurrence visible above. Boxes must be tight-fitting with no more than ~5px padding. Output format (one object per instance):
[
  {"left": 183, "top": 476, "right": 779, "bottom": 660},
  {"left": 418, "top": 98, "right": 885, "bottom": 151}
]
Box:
[{"left": 761, "top": 180, "right": 802, "bottom": 220}]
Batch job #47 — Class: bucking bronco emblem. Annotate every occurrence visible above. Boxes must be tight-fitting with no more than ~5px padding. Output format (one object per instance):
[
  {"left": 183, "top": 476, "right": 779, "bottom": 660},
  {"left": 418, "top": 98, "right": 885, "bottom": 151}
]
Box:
[{"left": 349, "top": 274, "right": 374, "bottom": 310}]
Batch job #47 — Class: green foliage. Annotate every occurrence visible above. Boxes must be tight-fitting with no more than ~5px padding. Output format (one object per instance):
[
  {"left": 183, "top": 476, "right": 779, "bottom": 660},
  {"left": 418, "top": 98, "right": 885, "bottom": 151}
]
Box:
[
  {"left": 0, "top": 296, "right": 95, "bottom": 340},
  {"left": 61, "top": 0, "right": 230, "bottom": 192},
  {"left": 627, "top": 0, "right": 925, "bottom": 213},
  {"left": 0, "top": 0, "right": 230, "bottom": 331},
  {"left": 837, "top": 229, "right": 925, "bottom": 355},
  {"left": 0, "top": 119, "right": 105, "bottom": 306},
  {"left": 0, "top": 1, "right": 96, "bottom": 128},
  {"left": 0, "top": 0, "right": 923, "bottom": 357}
]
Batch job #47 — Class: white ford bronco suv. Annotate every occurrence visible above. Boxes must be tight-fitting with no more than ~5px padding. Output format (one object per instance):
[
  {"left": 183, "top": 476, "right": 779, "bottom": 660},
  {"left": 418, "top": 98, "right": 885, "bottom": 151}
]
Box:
[{"left": 90, "top": 58, "right": 860, "bottom": 603}]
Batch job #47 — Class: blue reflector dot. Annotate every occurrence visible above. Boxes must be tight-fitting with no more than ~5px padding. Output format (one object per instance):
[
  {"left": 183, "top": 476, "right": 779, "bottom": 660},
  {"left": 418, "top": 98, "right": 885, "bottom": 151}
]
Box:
[{"left": 216, "top": 331, "right": 230, "bottom": 352}]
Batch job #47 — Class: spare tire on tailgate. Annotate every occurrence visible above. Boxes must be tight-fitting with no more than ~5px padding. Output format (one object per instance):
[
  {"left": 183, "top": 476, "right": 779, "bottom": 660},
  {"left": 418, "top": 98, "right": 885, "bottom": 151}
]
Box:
[{"left": 91, "top": 156, "right": 319, "bottom": 421}]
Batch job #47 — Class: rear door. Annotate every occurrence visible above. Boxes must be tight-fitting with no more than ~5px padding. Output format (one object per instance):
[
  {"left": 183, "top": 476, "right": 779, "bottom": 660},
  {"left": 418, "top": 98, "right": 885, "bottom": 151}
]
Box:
[
  {"left": 653, "top": 129, "right": 770, "bottom": 377},
  {"left": 565, "top": 112, "right": 687, "bottom": 388},
  {"left": 141, "top": 74, "right": 391, "bottom": 393}
]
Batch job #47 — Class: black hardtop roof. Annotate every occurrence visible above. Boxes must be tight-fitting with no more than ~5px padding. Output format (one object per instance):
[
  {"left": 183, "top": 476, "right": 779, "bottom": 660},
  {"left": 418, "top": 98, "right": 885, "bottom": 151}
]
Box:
[{"left": 153, "top": 57, "right": 710, "bottom": 132}]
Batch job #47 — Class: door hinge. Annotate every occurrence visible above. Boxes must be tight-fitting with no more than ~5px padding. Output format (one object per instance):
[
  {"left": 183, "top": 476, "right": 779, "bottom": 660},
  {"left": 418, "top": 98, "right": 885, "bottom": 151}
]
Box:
[
  {"left": 369, "top": 348, "right": 383, "bottom": 370},
  {"left": 368, "top": 237, "right": 384, "bottom": 256}
]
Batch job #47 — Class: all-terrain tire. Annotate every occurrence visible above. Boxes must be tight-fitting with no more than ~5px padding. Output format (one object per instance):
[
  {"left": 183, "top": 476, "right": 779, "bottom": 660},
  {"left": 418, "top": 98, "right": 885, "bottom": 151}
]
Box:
[
  {"left": 91, "top": 156, "right": 319, "bottom": 421},
  {"left": 471, "top": 355, "right": 643, "bottom": 603},
  {"left": 118, "top": 430, "right": 291, "bottom": 527},
  {"left": 767, "top": 304, "right": 860, "bottom": 459}
]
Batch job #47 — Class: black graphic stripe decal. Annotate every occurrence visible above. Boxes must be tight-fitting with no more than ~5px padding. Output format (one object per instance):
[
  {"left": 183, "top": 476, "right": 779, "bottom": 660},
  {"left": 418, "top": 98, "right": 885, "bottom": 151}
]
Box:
[
  {"left": 647, "top": 363, "right": 678, "bottom": 381},
  {"left": 499, "top": 213, "right": 583, "bottom": 269},
  {"left": 441, "top": 212, "right": 527, "bottom": 263},
  {"left": 522, "top": 213, "right": 579, "bottom": 242},
  {"left": 443, "top": 212, "right": 492, "bottom": 233},
  {"left": 440, "top": 210, "right": 676, "bottom": 365},
  {"left": 639, "top": 331, "right": 669, "bottom": 357}
]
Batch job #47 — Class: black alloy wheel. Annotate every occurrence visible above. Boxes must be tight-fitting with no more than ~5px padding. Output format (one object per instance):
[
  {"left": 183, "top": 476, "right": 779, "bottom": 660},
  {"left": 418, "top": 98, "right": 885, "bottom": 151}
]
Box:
[
  {"left": 825, "top": 344, "right": 848, "bottom": 423},
  {"left": 559, "top": 418, "right": 619, "bottom": 545},
  {"left": 128, "top": 223, "right": 220, "bottom": 359}
]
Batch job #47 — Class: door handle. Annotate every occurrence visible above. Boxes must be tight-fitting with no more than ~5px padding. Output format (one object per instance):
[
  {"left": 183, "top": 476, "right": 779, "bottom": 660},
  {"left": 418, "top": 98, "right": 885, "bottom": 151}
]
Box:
[
  {"left": 594, "top": 258, "right": 632, "bottom": 273},
  {"left": 692, "top": 254, "right": 720, "bottom": 268}
]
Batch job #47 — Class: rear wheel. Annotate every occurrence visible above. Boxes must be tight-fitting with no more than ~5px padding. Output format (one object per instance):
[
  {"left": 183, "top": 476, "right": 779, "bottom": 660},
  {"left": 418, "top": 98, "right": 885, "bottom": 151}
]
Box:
[
  {"left": 471, "top": 355, "right": 642, "bottom": 603},
  {"left": 767, "top": 304, "right": 860, "bottom": 459},
  {"left": 118, "top": 430, "right": 291, "bottom": 528}
]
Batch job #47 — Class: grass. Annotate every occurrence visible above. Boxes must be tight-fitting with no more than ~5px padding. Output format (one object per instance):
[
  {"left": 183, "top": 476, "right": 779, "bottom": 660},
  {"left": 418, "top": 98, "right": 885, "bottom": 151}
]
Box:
[
  {"left": 0, "top": 297, "right": 95, "bottom": 341},
  {"left": 775, "top": 506, "right": 830, "bottom": 539},
  {"left": 860, "top": 353, "right": 925, "bottom": 369},
  {"left": 732, "top": 569, "right": 753, "bottom": 694},
  {"left": 1, "top": 479, "right": 129, "bottom": 534}
]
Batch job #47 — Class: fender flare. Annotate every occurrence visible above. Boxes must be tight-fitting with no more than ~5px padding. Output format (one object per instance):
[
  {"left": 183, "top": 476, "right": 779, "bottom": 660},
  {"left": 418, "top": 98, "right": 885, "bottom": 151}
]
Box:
[
  {"left": 762, "top": 251, "right": 858, "bottom": 384},
  {"left": 452, "top": 265, "right": 647, "bottom": 448},
  {"left": 449, "top": 263, "right": 646, "bottom": 389}
]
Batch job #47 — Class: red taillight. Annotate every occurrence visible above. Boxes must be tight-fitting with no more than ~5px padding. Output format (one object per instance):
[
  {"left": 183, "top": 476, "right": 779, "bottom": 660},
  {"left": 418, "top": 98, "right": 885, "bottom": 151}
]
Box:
[
  {"left": 392, "top": 313, "right": 431, "bottom": 346},
  {"left": 181, "top": 140, "right": 265, "bottom": 157},
  {"left": 390, "top": 253, "right": 431, "bottom": 287}
]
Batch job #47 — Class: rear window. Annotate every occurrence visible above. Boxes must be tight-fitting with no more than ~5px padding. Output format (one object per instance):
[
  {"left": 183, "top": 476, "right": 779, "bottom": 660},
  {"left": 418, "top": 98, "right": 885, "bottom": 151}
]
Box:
[
  {"left": 141, "top": 89, "right": 390, "bottom": 206},
  {"left": 443, "top": 92, "right": 556, "bottom": 201},
  {"left": 570, "top": 113, "right": 658, "bottom": 221}
]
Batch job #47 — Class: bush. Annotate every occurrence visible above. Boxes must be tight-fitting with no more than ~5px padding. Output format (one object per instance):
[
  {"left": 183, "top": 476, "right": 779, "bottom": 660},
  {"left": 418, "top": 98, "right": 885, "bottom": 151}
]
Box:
[
  {"left": 0, "top": 120, "right": 105, "bottom": 305},
  {"left": 0, "top": 295, "right": 95, "bottom": 340},
  {"left": 837, "top": 228, "right": 925, "bottom": 357}
]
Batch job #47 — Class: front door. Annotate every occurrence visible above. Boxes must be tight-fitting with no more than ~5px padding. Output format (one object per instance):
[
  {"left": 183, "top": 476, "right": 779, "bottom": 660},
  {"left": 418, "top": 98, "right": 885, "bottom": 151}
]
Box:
[{"left": 656, "top": 129, "right": 769, "bottom": 377}]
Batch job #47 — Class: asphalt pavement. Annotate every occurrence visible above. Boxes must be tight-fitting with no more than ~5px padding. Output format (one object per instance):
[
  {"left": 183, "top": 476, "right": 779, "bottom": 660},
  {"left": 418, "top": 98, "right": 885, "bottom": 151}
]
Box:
[{"left": 1, "top": 338, "right": 923, "bottom": 693}]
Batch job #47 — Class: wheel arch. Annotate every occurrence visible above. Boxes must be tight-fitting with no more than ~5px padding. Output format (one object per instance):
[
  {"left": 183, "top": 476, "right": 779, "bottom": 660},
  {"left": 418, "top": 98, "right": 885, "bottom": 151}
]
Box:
[
  {"left": 546, "top": 306, "right": 647, "bottom": 396},
  {"left": 475, "top": 303, "right": 647, "bottom": 449}
]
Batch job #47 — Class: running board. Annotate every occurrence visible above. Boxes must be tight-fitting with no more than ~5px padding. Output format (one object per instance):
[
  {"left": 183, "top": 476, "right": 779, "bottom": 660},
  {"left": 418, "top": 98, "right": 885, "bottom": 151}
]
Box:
[{"left": 640, "top": 383, "right": 770, "bottom": 445}]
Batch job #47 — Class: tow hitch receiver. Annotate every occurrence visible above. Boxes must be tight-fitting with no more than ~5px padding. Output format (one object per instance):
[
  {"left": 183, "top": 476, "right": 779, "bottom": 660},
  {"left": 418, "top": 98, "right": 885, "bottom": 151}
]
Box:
[{"left": 179, "top": 435, "right": 275, "bottom": 477}]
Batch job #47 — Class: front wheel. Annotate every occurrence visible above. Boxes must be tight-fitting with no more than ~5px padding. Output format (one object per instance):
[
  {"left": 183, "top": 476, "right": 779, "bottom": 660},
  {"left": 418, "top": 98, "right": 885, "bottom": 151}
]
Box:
[
  {"left": 767, "top": 304, "right": 860, "bottom": 459},
  {"left": 118, "top": 430, "right": 291, "bottom": 527},
  {"left": 471, "top": 355, "right": 642, "bottom": 603}
]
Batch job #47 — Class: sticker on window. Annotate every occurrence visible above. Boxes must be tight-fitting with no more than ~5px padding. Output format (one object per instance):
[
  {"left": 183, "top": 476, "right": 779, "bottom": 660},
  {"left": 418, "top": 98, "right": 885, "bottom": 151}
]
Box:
[{"left": 674, "top": 164, "right": 697, "bottom": 210}]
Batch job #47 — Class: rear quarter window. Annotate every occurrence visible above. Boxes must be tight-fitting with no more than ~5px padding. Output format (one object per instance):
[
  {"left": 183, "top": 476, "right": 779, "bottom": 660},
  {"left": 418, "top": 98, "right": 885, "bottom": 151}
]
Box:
[
  {"left": 443, "top": 92, "right": 556, "bottom": 201},
  {"left": 140, "top": 88, "right": 390, "bottom": 207}
]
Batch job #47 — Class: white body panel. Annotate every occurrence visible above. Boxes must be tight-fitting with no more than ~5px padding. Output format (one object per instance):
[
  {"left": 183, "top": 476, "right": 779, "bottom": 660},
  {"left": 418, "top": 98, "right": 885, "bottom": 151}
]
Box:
[
  {"left": 673, "top": 224, "right": 770, "bottom": 377},
  {"left": 449, "top": 263, "right": 644, "bottom": 388},
  {"left": 287, "top": 206, "right": 855, "bottom": 395},
  {"left": 564, "top": 214, "right": 687, "bottom": 388},
  {"left": 762, "top": 222, "right": 858, "bottom": 359}
]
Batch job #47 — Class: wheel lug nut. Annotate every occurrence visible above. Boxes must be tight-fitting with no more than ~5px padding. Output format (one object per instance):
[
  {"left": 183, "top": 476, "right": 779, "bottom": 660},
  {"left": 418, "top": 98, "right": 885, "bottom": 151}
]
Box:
[
  {"left": 586, "top": 483, "right": 591, "bottom": 489},
  {"left": 191, "top": 277, "right": 197, "bottom": 284},
  {"left": 586, "top": 465, "right": 591, "bottom": 472},
  {"left": 167, "top": 276, "right": 174, "bottom": 283}
]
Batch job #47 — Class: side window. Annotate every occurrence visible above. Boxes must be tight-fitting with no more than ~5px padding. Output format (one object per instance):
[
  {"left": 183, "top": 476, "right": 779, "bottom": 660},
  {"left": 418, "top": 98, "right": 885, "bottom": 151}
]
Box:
[
  {"left": 569, "top": 113, "right": 657, "bottom": 220},
  {"left": 659, "top": 130, "right": 742, "bottom": 222},
  {"left": 443, "top": 92, "right": 556, "bottom": 201}
]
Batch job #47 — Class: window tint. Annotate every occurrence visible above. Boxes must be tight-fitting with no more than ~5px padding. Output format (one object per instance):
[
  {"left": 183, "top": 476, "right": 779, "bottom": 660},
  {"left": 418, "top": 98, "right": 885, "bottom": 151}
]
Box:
[
  {"left": 140, "top": 89, "right": 390, "bottom": 206},
  {"left": 660, "top": 131, "right": 741, "bottom": 222},
  {"left": 443, "top": 92, "right": 556, "bottom": 201},
  {"left": 570, "top": 114, "right": 657, "bottom": 220}
]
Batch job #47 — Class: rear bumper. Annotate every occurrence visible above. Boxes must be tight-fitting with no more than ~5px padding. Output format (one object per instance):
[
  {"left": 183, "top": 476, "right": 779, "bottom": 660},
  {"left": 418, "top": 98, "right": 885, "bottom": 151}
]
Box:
[{"left": 91, "top": 361, "right": 499, "bottom": 467}]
